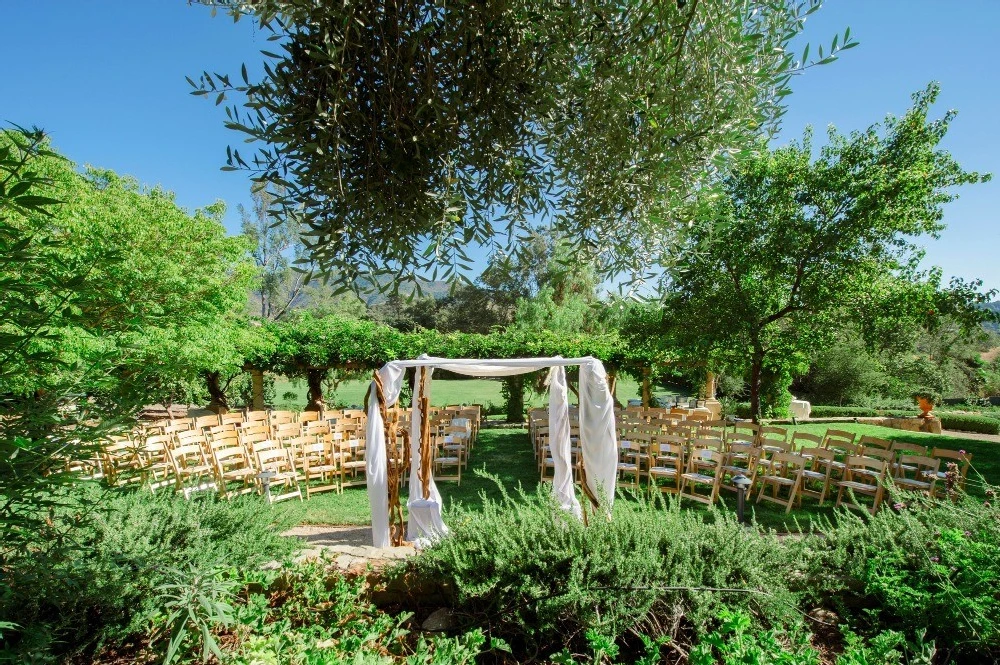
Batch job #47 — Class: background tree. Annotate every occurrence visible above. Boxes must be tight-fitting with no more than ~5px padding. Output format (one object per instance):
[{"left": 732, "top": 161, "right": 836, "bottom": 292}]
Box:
[
  {"left": 193, "top": 0, "right": 852, "bottom": 292},
  {"left": 0, "top": 129, "right": 253, "bottom": 571},
  {"left": 664, "top": 85, "right": 995, "bottom": 420},
  {"left": 241, "top": 184, "right": 310, "bottom": 320}
]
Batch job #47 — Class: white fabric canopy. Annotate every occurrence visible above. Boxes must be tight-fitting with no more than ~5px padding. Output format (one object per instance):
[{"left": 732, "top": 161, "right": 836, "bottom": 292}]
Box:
[{"left": 365, "top": 355, "right": 618, "bottom": 547}]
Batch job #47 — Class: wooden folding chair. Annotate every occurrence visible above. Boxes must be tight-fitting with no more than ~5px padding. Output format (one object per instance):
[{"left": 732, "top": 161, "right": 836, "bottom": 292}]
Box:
[
  {"left": 647, "top": 441, "right": 684, "bottom": 494},
  {"left": 617, "top": 441, "right": 642, "bottom": 490},
  {"left": 433, "top": 433, "right": 462, "bottom": 485},
  {"left": 299, "top": 438, "right": 341, "bottom": 497},
  {"left": 756, "top": 452, "right": 807, "bottom": 513},
  {"left": 212, "top": 445, "right": 256, "bottom": 498},
  {"left": 255, "top": 447, "right": 303, "bottom": 503},
  {"left": 836, "top": 456, "right": 887, "bottom": 514},
  {"left": 680, "top": 449, "right": 724, "bottom": 506},
  {"left": 721, "top": 444, "right": 762, "bottom": 493},
  {"left": 169, "top": 443, "right": 217, "bottom": 499},
  {"left": 894, "top": 455, "right": 940, "bottom": 497},
  {"left": 800, "top": 447, "right": 835, "bottom": 505},
  {"left": 928, "top": 448, "right": 972, "bottom": 496}
]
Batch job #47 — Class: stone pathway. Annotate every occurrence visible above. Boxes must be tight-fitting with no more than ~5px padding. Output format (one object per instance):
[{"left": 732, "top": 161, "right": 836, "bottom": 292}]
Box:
[
  {"left": 281, "top": 524, "right": 415, "bottom": 571},
  {"left": 941, "top": 429, "right": 1000, "bottom": 444}
]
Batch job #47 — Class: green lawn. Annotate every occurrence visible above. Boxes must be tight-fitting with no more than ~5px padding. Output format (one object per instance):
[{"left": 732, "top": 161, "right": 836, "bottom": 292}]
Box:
[
  {"left": 276, "top": 422, "right": 1000, "bottom": 533},
  {"left": 273, "top": 374, "right": 686, "bottom": 412}
]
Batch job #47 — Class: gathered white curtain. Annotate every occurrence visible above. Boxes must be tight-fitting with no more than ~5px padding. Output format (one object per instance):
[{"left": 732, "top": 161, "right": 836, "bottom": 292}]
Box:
[{"left": 365, "top": 356, "right": 617, "bottom": 547}]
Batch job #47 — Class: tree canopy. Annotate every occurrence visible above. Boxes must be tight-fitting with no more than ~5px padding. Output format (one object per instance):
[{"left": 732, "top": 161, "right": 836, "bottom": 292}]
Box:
[
  {"left": 663, "top": 84, "right": 996, "bottom": 419},
  {"left": 193, "top": 0, "right": 853, "bottom": 292}
]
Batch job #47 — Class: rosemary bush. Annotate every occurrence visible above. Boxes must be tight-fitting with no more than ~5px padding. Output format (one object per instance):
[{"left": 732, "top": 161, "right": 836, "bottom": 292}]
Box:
[{"left": 410, "top": 481, "right": 804, "bottom": 655}]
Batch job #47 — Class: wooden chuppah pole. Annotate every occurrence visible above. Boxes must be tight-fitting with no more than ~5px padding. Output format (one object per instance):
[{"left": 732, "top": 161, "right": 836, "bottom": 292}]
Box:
[
  {"left": 417, "top": 368, "right": 433, "bottom": 499},
  {"left": 372, "top": 370, "right": 410, "bottom": 547}
]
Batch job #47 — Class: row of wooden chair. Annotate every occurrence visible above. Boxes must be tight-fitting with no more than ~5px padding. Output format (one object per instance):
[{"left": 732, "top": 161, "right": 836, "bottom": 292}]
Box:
[{"left": 618, "top": 426, "right": 973, "bottom": 515}]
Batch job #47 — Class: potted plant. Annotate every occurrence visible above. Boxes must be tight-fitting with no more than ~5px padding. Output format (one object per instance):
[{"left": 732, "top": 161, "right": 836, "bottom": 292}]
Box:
[{"left": 911, "top": 388, "right": 940, "bottom": 418}]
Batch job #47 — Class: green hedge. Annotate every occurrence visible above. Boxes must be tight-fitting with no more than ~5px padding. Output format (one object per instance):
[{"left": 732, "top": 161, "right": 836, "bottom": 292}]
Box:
[
  {"left": 809, "top": 405, "right": 879, "bottom": 418},
  {"left": 939, "top": 413, "right": 1000, "bottom": 435}
]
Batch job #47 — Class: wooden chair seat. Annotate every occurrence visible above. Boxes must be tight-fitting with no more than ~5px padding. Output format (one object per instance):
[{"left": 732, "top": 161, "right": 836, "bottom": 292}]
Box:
[{"left": 681, "top": 471, "right": 716, "bottom": 483}]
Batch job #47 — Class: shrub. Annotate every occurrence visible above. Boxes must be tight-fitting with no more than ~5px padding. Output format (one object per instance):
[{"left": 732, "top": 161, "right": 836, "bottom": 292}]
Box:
[
  {"left": 808, "top": 406, "right": 879, "bottom": 418},
  {"left": 937, "top": 413, "right": 1000, "bottom": 435},
  {"left": 408, "top": 481, "right": 804, "bottom": 656},
  {"left": 810, "top": 490, "right": 1000, "bottom": 657},
  {"left": 0, "top": 485, "right": 298, "bottom": 660}
]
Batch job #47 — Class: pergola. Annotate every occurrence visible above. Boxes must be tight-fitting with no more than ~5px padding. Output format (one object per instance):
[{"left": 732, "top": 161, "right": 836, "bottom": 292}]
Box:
[{"left": 365, "top": 356, "right": 619, "bottom": 548}]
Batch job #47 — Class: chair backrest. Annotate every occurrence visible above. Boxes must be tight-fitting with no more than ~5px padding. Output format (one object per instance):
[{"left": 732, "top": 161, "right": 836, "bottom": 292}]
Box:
[
  {"left": 690, "top": 437, "right": 724, "bottom": 452},
  {"left": 898, "top": 454, "right": 940, "bottom": 479},
  {"left": 143, "top": 433, "right": 173, "bottom": 453},
  {"left": 690, "top": 448, "right": 723, "bottom": 469},
  {"left": 655, "top": 433, "right": 688, "bottom": 448},
  {"left": 208, "top": 423, "right": 236, "bottom": 438},
  {"left": 758, "top": 437, "right": 790, "bottom": 453},
  {"left": 770, "top": 451, "right": 807, "bottom": 474},
  {"left": 256, "top": 447, "right": 294, "bottom": 473},
  {"left": 161, "top": 422, "right": 192, "bottom": 435},
  {"left": 825, "top": 437, "right": 859, "bottom": 456},
  {"left": 273, "top": 422, "right": 301, "bottom": 440},
  {"left": 175, "top": 429, "right": 206, "bottom": 450},
  {"left": 208, "top": 431, "right": 241, "bottom": 452},
  {"left": 890, "top": 441, "right": 927, "bottom": 457},
  {"left": 193, "top": 414, "right": 220, "bottom": 431},
  {"left": 220, "top": 412, "right": 244, "bottom": 426},
  {"left": 213, "top": 445, "right": 250, "bottom": 471},
  {"left": 651, "top": 441, "right": 685, "bottom": 460},
  {"left": 858, "top": 435, "right": 891, "bottom": 451},
  {"left": 244, "top": 410, "right": 268, "bottom": 424},
  {"left": 298, "top": 410, "right": 321, "bottom": 424},
  {"left": 863, "top": 448, "right": 894, "bottom": 464},
  {"left": 270, "top": 410, "right": 296, "bottom": 427},
  {"left": 824, "top": 429, "right": 856, "bottom": 446},
  {"left": 170, "top": 444, "right": 207, "bottom": 470},
  {"left": 791, "top": 431, "right": 823, "bottom": 451},
  {"left": 931, "top": 448, "right": 972, "bottom": 477},
  {"left": 304, "top": 420, "right": 331, "bottom": 437},
  {"left": 729, "top": 423, "right": 759, "bottom": 444},
  {"left": 807, "top": 447, "right": 836, "bottom": 468},
  {"left": 759, "top": 425, "right": 787, "bottom": 441},
  {"left": 845, "top": 455, "right": 887, "bottom": 481}
]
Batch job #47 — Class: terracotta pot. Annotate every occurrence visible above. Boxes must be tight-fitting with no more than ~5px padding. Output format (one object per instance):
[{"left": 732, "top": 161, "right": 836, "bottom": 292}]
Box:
[{"left": 916, "top": 396, "right": 934, "bottom": 418}]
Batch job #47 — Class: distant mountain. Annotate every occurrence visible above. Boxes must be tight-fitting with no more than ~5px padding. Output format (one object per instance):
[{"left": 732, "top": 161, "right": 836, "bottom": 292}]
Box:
[
  {"left": 982, "top": 302, "right": 1000, "bottom": 332},
  {"left": 356, "top": 277, "right": 454, "bottom": 306}
]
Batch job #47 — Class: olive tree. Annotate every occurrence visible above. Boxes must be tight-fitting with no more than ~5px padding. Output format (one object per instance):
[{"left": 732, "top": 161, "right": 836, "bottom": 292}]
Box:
[
  {"left": 664, "top": 85, "right": 995, "bottom": 420},
  {"left": 192, "top": 0, "right": 853, "bottom": 292}
]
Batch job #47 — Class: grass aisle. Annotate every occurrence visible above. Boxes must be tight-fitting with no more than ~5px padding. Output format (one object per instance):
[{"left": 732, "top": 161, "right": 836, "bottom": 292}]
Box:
[{"left": 273, "top": 428, "right": 541, "bottom": 526}]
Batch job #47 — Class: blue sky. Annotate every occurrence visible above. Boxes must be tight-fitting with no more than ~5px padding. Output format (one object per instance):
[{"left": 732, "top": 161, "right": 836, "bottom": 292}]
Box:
[{"left": 3, "top": 1, "right": 998, "bottom": 292}]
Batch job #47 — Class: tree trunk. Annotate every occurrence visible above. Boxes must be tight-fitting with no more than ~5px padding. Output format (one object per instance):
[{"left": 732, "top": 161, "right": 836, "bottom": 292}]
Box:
[
  {"left": 749, "top": 350, "right": 764, "bottom": 423},
  {"left": 641, "top": 367, "right": 652, "bottom": 407},
  {"left": 502, "top": 376, "right": 525, "bottom": 424},
  {"left": 305, "top": 368, "right": 325, "bottom": 411},
  {"left": 250, "top": 368, "right": 266, "bottom": 410},
  {"left": 704, "top": 371, "right": 717, "bottom": 400},
  {"left": 204, "top": 371, "right": 229, "bottom": 414}
]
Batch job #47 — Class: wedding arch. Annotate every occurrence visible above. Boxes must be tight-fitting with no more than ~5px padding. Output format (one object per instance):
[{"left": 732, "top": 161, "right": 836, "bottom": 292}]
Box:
[{"left": 364, "top": 356, "right": 619, "bottom": 548}]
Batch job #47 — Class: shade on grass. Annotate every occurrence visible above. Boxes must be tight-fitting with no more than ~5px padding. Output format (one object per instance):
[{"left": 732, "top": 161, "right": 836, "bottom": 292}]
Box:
[{"left": 276, "top": 424, "right": 999, "bottom": 533}]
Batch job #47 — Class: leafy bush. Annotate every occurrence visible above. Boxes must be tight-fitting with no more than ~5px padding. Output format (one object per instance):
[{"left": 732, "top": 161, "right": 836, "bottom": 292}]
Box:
[
  {"left": 811, "top": 491, "right": 1000, "bottom": 657},
  {"left": 808, "top": 406, "right": 879, "bottom": 418},
  {"left": 0, "top": 485, "right": 298, "bottom": 660},
  {"left": 937, "top": 413, "right": 1000, "bottom": 435},
  {"left": 408, "top": 481, "right": 804, "bottom": 656},
  {"left": 689, "top": 609, "right": 819, "bottom": 665},
  {"left": 227, "top": 559, "right": 495, "bottom": 665}
]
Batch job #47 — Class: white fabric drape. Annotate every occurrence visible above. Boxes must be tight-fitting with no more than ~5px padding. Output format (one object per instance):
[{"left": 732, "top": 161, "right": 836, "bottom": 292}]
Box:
[{"left": 365, "top": 356, "right": 617, "bottom": 547}]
